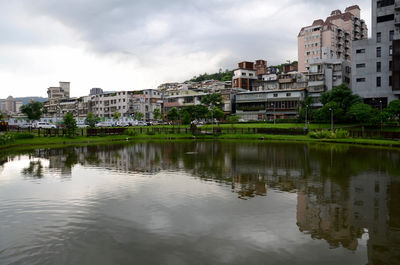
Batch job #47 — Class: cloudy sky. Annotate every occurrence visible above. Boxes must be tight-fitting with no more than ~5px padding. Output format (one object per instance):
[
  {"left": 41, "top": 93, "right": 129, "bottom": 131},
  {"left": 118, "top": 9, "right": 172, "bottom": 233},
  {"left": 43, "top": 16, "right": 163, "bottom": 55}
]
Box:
[{"left": 0, "top": 0, "right": 371, "bottom": 98}]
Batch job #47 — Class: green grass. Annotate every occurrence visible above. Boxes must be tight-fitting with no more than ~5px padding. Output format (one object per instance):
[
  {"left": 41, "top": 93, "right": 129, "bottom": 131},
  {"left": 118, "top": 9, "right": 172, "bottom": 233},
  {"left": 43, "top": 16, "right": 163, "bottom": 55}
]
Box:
[{"left": 1, "top": 131, "right": 399, "bottom": 153}]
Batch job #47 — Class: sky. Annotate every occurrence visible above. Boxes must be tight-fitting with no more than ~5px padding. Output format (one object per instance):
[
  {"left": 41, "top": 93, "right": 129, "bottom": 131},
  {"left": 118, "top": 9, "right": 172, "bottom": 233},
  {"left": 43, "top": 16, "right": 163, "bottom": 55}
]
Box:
[{"left": 0, "top": 0, "right": 371, "bottom": 98}]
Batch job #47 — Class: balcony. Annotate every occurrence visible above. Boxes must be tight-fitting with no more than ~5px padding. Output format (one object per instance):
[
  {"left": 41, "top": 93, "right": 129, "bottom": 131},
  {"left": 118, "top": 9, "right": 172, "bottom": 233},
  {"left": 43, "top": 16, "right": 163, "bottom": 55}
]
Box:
[
  {"left": 396, "top": 13, "right": 400, "bottom": 25},
  {"left": 396, "top": 0, "right": 400, "bottom": 10},
  {"left": 279, "top": 78, "right": 293, "bottom": 84}
]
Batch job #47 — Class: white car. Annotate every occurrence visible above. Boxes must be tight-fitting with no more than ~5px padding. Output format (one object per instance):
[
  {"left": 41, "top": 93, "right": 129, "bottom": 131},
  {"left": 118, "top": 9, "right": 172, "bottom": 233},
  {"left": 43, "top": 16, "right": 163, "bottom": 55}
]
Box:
[
  {"left": 95, "top": 122, "right": 113, "bottom": 128},
  {"left": 77, "top": 124, "right": 89, "bottom": 128},
  {"left": 116, "top": 121, "right": 130, "bottom": 127},
  {"left": 34, "top": 122, "right": 57, "bottom": 129}
]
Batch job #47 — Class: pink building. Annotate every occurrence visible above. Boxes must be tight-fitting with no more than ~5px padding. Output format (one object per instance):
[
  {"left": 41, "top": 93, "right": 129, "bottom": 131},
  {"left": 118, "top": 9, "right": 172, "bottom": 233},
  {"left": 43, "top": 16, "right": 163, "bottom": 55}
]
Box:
[{"left": 298, "top": 5, "right": 368, "bottom": 73}]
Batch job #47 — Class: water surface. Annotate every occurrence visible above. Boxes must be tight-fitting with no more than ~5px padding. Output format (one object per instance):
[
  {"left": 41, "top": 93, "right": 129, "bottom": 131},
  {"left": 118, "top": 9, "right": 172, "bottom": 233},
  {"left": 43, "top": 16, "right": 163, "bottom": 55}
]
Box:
[{"left": 0, "top": 141, "right": 399, "bottom": 265}]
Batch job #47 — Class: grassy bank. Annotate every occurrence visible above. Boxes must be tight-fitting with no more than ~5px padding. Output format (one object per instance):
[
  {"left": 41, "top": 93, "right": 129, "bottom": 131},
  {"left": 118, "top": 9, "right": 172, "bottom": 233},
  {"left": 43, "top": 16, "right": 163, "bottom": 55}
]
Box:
[{"left": 1, "top": 131, "right": 399, "bottom": 153}]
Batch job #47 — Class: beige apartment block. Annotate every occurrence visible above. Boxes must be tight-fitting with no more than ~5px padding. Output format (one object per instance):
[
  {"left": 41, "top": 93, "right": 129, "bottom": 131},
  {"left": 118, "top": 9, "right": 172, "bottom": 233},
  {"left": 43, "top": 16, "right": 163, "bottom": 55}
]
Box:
[{"left": 298, "top": 5, "right": 368, "bottom": 72}]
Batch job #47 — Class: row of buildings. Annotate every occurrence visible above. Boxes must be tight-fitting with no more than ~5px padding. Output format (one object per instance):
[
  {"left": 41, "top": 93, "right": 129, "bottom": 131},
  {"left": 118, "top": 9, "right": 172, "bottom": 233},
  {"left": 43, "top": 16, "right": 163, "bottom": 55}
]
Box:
[
  {"left": 5, "top": 1, "right": 400, "bottom": 122},
  {"left": 0, "top": 96, "right": 23, "bottom": 115}
]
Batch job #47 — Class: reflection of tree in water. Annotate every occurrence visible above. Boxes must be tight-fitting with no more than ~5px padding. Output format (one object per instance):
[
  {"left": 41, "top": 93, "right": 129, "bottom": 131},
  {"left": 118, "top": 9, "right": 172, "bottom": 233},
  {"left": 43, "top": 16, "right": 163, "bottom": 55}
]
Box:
[{"left": 22, "top": 160, "right": 43, "bottom": 178}]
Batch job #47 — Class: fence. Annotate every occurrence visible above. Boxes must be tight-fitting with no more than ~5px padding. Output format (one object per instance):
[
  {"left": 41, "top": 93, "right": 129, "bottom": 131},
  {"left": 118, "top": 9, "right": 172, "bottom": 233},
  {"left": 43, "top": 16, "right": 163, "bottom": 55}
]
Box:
[{"left": 4, "top": 125, "right": 400, "bottom": 139}]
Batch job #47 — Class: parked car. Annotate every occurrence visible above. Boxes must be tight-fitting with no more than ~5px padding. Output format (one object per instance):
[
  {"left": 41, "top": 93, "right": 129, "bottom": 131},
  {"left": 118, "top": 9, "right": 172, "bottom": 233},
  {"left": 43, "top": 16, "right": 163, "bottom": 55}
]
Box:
[
  {"left": 95, "top": 122, "right": 113, "bottom": 128},
  {"left": 34, "top": 122, "right": 57, "bottom": 129},
  {"left": 137, "top": 121, "right": 147, "bottom": 126},
  {"left": 77, "top": 124, "right": 89, "bottom": 128},
  {"left": 116, "top": 121, "right": 130, "bottom": 127},
  {"left": 18, "top": 124, "right": 32, "bottom": 129}
]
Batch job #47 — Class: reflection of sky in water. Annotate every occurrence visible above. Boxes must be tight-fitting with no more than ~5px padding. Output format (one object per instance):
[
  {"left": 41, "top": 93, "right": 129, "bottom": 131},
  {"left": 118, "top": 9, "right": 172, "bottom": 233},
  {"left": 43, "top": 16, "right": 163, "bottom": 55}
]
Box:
[{"left": 0, "top": 141, "right": 399, "bottom": 265}]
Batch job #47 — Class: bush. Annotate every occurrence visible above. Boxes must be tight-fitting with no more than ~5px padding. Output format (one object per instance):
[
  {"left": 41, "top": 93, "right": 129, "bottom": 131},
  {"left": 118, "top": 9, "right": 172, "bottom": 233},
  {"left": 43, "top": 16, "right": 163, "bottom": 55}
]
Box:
[
  {"left": 13, "top": 133, "right": 35, "bottom": 140},
  {"left": 146, "top": 131, "right": 156, "bottom": 136},
  {"left": 0, "top": 133, "right": 15, "bottom": 145},
  {"left": 308, "top": 129, "right": 349, "bottom": 139},
  {"left": 124, "top": 129, "right": 138, "bottom": 137},
  {"left": 335, "top": 129, "right": 350, "bottom": 139}
]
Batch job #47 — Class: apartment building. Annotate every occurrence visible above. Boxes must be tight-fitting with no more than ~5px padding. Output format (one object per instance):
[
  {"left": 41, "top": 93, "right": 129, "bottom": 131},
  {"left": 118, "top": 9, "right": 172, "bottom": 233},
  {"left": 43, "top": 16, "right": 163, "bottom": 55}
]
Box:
[
  {"left": 232, "top": 61, "right": 259, "bottom": 91},
  {"left": 90, "top": 91, "right": 132, "bottom": 118},
  {"left": 45, "top": 82, "right": 71, "bottom": 116},
  {"left": 298, "top": 5, "right": 368, "bottom": 72},
  {"left": 307, "top": 59, "right": 352, "bottom": 107},
  {"left": 352, "top": 0, "right": 400, "bottom": 107},
  {"left": 0, "top": 96, "right": 23, "bottom": 114},
  {"left": 163, "top": 90, "right": 206, "bottom": 113},
  {"left": 235, "top": 89, "right": 306, "bottom": 121}
]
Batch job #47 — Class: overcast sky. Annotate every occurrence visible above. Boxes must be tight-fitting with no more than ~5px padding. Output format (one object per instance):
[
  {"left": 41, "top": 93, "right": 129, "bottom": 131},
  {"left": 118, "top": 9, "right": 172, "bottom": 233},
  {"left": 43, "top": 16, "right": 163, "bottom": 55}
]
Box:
[{"left": 0, "top": 0, "right": 371, "bottom": 98}]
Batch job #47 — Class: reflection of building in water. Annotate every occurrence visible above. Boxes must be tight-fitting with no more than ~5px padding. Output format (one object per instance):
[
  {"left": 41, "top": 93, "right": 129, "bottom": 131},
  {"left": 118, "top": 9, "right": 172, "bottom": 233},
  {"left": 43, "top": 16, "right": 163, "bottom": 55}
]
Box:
[
  {"left": 297, "top": 179, "right": 361, "bottom": 251},
  {"left": 350, "top": 172, "right": 400, "bottom": 265}
]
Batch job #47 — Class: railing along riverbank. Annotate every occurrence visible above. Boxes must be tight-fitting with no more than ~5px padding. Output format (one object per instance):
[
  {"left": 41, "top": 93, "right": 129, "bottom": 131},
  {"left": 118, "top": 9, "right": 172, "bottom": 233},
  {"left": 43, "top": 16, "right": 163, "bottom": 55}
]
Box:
[{"left": 4, "top": 125, "right": 400, "bottom": 140}]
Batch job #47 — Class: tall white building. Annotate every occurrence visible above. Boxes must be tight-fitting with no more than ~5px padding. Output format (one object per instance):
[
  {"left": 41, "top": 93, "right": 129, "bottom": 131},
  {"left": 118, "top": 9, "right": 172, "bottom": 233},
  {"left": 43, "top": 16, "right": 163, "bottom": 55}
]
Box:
[{"left": 352, "top": 0, "right": 400, "bottom": 107}]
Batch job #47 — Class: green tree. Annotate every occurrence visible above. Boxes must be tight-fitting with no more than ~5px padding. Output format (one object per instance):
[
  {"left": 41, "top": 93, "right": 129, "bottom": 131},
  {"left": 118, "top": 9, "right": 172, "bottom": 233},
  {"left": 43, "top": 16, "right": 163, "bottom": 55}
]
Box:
[
  {"left": 320, "top": 84, "right": 362, "bottom": 114},
  {"left": 347, "top": 103, "right": 374, "bottom": 124},
  {"left": 85, "top": 112, "right": 100, "bottom": 128},
  {"left": 0, "top": 111, "right": 3, "bottom": 121},
  {"left": 386, "top": 100, "right": 400, "bottom": 120},
  {"left": 314, "top": 102, "right": 344, "bottom": 123},
  {"left": 181, "top": 111, "right": 191, "bottom": 125},
  {"left": 211, "top": 106, "right": 224, "bottom": 121},
  {"left": 112, "top": 112, "right": 121, "bottom": 120},
  {"left": 20, "top": 102, "right": 43, "bottom": 121},
  {"left": 167, "top": 108, "right": 180, "bottom": 125},
  {"left": 63, "top": 113, "right": 77, "bottom": 138},
  {"left": 201, "top": 93, "right": 223, "bottom": 108},
  {"left": 153, "top": 108, "right": 162, "bottom": 121},
  {"left": 135, "top": 112, "right": 144, "bottom": 121}
]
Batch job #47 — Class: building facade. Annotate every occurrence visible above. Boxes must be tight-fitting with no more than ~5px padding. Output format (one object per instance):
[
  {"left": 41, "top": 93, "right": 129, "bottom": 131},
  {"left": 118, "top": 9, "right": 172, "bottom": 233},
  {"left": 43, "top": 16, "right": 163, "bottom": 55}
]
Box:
[
  {"left": 298, "top": 5, "right": 368, "bottom": 72},
  {"left": 0, "top": 96, "right": 23, "bottom": 114},
  {"left": 352, "top": 0, "right": 400, "bottom": 107}
]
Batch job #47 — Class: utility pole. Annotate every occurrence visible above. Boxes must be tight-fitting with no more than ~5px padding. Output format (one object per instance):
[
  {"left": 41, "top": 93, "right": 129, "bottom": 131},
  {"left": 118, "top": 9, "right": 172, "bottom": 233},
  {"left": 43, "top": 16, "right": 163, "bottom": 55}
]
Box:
[
  {"left": 305, "top": 105, "right": 308, "bottom": 129},
  {"left": 329, "top": 108, "right": 334, "bottom": 130},
  {"left": 380, "top": 100, "right": 383, "bottom": 132}
]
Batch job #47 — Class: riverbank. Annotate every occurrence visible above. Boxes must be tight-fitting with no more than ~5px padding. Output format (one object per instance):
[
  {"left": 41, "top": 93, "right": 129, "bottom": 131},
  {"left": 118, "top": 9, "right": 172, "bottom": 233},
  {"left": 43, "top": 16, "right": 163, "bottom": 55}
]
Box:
[{"left": 1, "top": 132, "right": 400, "bottom": 153}]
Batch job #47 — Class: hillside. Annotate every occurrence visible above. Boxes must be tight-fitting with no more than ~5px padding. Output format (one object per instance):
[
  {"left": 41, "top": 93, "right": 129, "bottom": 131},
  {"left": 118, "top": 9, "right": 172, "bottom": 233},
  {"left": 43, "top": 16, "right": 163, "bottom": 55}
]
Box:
[
  {"left": 188, "top": 69, "right": 233, "bottom": 82},
  {"left": 15, "top": 97, "right": 47, "bottom": 105}
]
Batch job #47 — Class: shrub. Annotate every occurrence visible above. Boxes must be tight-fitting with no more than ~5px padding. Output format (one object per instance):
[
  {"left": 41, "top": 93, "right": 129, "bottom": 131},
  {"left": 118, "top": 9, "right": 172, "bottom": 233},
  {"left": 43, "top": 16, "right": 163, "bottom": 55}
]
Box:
[
  {"left": 335, "top": 129, "right": 350, "bottom": 139},
  {"left": 146, "top": 131, "right": 156, "bottom": 136},
  {"left": 0, "top": 133, "right": 15, "bottom": 145},
  {"left": 308, "top": 129, "right": 349, "bottom": 139},
  {"left": 13, "top": 133, "right": 35, "bottom": 140},
  {"left": 124, "top": 129, "right": 138, "bottom": 137}
]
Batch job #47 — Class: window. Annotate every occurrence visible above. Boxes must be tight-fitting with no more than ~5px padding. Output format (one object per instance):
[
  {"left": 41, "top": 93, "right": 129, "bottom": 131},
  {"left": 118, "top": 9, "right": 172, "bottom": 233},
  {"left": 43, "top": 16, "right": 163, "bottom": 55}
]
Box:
[
  {"left": 356, "top": 63, "right": 366, "bottom": 68},
  {"left": 377, "top": 62, "right": 381, "bottom": 72},
  {"left": 377, "top": 32, "right": 381, "bottom": 43},
  {"left": 389, "top": 76, "right": 392, "bottom": 87},
  {"left": 390, "top": 45, "right": 393, "bottom": 56},
  {"left": 242, "top": 73, "right": 246, "bottom": 76},
  {"left": 273, "top": 94, "right": 278, "bottom": 97},
  {"left": 377, "top": 0, "right": 394, "bottom": 8},
  {"left": 356, "top": 49, "right": 366, "bottom": 54},
  {"left": 356, "top": 78, "right": 366, "bottom": 82},
  {"left": 377, "top": 47, "right": 381, "bottom": 57},
  {"left": 249, "top": 73, "right": 254, "bottom": 77},
  {"left": 377, "top": 14, "right": 394, "bottom": 23},
  {"left": 286, "top": 93, "right": 291, "bottom": 97},
  {"left": 390, "top": 30, "right": 394, "bottom": 41},
  {"left": 377, "top": 76, "right": 381, "bottom": 87}
]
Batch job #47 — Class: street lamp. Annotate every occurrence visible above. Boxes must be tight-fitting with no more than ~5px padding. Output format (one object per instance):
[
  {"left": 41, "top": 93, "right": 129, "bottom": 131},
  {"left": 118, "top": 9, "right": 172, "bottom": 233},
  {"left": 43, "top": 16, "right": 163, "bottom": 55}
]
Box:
[
  {"left": 271, "top": 103, "right": 276, "bottom": 124},
  {"left": 305, "top": 105, "right": 309, "bottom": 129},
  {"left": 379, "top": 100, "right": 383, "bottom": 132},
  {"left": 329, "top": 108, "right": 333, "bottom": 130}
]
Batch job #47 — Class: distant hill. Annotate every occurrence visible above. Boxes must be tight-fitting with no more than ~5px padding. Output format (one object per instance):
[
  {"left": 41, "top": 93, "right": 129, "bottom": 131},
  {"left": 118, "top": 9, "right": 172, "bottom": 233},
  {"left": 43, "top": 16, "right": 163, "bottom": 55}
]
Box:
[{"left": 14, "top": 97, "right": 47, "bottom": 105}]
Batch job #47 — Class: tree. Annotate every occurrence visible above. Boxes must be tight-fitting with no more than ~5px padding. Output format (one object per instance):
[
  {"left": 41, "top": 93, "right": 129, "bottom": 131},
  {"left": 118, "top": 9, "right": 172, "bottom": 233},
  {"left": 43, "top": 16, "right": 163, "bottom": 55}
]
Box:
[
  {"left": 0, "top": 111, "right": 3, "bottom": 121},
  {"left": 386, "top": 100, "right": 400, "bottom": 120},
  {"left": 320, "top": 84, "right": 362, "bottom": 113},
  {"left": 347, "top": 103, "right": 374, "bottom": 124},
  {"left": 135, "top": 112, "right": 144, "bottom": 121},
  {"left": 314, "top": 102, "right": 344, "bottom": 123},
  {"left": 85, "top": 112, "right": 100, "bottom": 128},
  {"left": 181, "top": 111, "right": 191, "bottom": 125},
  {"left": 201, "top": 93, "right": 223, "bottom": 108},
  {"left": 112, "top": 112, "right": 121, "bottom": 120},
  {"left": 63, "top": 113, "right": 77, "bottom": 138},
  {"left": 211, "top": 107, "right": 224, "bottom": 121},
  {"left": 153, "top": 108, "right": 162, "bottom": 121},
  {"left": 167, "top": 108, "right": 179, "bottom": 125},
  {"left": 20, "top": 102, "right": 43, "bottom": 121},
  {"left": 227, "top": 115, "right": 240, "bottom": 129}
]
